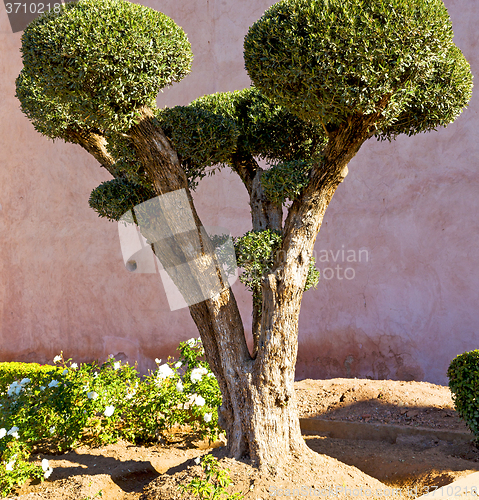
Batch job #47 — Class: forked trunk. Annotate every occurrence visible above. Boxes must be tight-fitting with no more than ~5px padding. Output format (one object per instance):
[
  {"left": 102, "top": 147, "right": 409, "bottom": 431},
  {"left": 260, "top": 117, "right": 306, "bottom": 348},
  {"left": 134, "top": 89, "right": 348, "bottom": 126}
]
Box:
[{"left": 81, "top": 107, "right": 381, "bottom": 468}]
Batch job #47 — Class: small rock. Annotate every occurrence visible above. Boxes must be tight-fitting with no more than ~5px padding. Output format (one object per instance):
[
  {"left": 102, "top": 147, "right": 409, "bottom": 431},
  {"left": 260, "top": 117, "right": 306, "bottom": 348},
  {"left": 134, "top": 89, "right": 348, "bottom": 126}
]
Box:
[
  {"left": 362, "top": 414, "right": 371, "bottom": 419},
  {"left": 407, "top": 410, "right": 419, "bottom": 418}
]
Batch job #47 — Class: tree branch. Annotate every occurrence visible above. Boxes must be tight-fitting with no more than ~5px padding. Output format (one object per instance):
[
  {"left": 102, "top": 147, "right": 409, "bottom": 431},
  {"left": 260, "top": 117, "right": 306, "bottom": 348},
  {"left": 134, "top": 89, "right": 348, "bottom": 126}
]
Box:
[{"left": 65, "top": 127, "right": 117, "bottom": 177}]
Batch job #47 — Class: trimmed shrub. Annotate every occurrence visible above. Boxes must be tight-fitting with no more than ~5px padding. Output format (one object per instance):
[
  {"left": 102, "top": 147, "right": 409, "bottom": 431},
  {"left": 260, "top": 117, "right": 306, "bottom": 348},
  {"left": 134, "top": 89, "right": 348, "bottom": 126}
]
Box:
[
  {"left": 244, "top": 0, "right": 472, "bottom": 137},
  {"left": 17, "top": 0, "right": 193, "bottom": 134},
  {"left": 447, "top": 350, "right": 479, "bottom": 441}
]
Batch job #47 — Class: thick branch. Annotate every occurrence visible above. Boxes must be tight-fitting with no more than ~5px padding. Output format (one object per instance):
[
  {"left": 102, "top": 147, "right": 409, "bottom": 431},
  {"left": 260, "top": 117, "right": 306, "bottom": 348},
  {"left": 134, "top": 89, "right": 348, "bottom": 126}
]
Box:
[
  {"left": 129, "top": 107, "right": 253, "bottom": 457},
  {"left": 231, "top": 152, "right": 258, "bottom": 196},
  {"left": 65, "top": 127, "right": 116, "bottom": 177}
]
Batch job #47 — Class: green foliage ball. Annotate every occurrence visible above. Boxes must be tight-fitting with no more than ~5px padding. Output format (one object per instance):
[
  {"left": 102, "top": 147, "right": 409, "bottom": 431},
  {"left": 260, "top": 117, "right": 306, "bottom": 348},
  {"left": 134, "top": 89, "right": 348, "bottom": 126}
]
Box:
[
  {"left": 234, "top": 229, "right": 320, "bottom": 311},
  {"left": 244, "top": 0, "right": 472, "bottom": 135},
  {"left": 89, "top": 178, "right": 155, "bottom": 221},
  {"left": 190, "top": 86, "right": 326, "bottom": 163},
  {"left": 18, "top": 0, "right": 193, "bottom": 133},
  {"left": 261, "top": 160, "right": 312, "bottom": 206},
  {"left": 448, "top": 350, "right": 479, "bottom": 441}
]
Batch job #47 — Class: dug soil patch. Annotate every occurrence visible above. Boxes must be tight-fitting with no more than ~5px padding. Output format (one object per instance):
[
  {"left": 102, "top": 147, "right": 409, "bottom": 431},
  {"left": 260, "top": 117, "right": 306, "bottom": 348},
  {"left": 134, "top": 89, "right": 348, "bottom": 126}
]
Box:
[{"left": 10, "top": 378, "right": 479, "bottom": 500}]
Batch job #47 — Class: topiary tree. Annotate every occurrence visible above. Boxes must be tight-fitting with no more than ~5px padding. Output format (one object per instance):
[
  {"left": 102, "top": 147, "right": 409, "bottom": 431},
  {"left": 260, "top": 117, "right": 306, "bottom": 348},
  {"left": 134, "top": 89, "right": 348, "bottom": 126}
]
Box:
[{"left": 16, "top": 0, "right": 472, "bottom": 469}]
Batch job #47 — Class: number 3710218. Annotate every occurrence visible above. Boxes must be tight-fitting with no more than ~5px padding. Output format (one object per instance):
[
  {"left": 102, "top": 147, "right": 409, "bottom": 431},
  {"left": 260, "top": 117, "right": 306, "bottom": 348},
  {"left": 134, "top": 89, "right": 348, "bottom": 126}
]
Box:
[{"left": 5, "top": 3, "right": 61, "bottom": 14}]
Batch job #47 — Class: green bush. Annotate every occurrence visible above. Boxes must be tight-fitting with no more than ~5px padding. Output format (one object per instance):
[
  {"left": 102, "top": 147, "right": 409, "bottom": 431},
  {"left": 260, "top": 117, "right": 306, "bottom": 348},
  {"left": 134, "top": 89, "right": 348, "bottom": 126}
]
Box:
[
  {"left": 244, "top": 0, "right": 472, "bottom": 137},
  {"left": 447, "top": 350, "right": 479, "bottom": 440},
  {"left": 0, "top": 339, "right": 221, "bottom": 497},
  {"left": 17, "top": 0, "right": 193, "bottom": 134},
  {"left": 0, "top": 362, "right": 61, "bottom": 392}
]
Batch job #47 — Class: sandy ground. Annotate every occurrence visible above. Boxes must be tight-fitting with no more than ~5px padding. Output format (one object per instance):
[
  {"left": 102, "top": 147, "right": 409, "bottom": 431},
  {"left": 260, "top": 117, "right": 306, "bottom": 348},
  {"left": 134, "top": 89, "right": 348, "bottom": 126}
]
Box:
[{"left": 8, "top": 378, "right": 479, "bottom": 500}]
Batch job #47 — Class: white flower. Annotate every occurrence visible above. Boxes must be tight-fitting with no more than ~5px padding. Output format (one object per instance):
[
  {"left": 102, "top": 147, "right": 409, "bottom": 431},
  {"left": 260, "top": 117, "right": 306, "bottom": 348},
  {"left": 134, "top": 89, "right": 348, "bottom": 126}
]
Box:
[
  {"left": 203, "top": 413, "right": 212, "bottom": 423},
  {"left": 40, "top": 386, "right": 45, "bottom": 391},
  {"left": 186, "top": 338, "right": 196, "bottom": 347},
  {"left": 157, "top": 363, "right": 174, "bottom": 380},
  {"left": 0, "top": 428, "right": 6, "bottom": 439},
  {"left": 53, "top": 355, "right": 62, "bottom": 363},
  {"left": 70, "top": 363, "right": 78, "bottom": 369},
  {"left": 93, "top": 372, "right": 99, "bottom": 378},
  {"left": 104, "top": 405, "right": 115, "bottom": 417},
  {"left": 189, "top": 394, "right": 205, "bottom": 407},
  {"left": 7, "top": 426, "right": 19, "bottom": 439},
  {"left": 20, "top": 378, "right": 30, "bottom": 385},
  {"left": 62, "top": 369, "right": 68, "bottom": 376},
  {"left": 7, "top": 381, "right": 22, "bottom": 396},
  {"left": 87, "top": 391, "right": 98, "bottom": 400},
  {"left": 194, "top": 457, "right": 201, "bottom": 465},
  {"left": 174, "top": 361, "right": 182, "bottom": 369},
  {"left": 190, "top": 367, "right": 208, "bottom": 384},
  {"left": 42, "top": 460, "right": 53, "bottom": 479},
  {"left": 113, "top": 362, "right": 121, "bottom": 370},
  {"left": 176, "top": 380, "right": 184, "bottom": 393},
  {"left": 155, "top": 358, "right": 162, "bottom": 364},
  {"left": 49, "top": 426, "right": 55, "bottom": 435},
  {"left": 125, "top": 389, "right": 136, "bottom": 400},
  {"left": 48, "top": 380, "right": 59, "bottom": 388},
  {"left": 5, "top": 458, "right": 15, "bottom": 471},
  {"left": 207, "top": 373, "right": 216, "bottom": 378}
]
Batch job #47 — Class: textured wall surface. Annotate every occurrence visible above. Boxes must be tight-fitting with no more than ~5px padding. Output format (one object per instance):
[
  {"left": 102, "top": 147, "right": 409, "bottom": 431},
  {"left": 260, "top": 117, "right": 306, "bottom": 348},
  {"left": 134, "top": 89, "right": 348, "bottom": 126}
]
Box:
[{"left": 0, "top": 0, "right": 477, "bottom": 384}]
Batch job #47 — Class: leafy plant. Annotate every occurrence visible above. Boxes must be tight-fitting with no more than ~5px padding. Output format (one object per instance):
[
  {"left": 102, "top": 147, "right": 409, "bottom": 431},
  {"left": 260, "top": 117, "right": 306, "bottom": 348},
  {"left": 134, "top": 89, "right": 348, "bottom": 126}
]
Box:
[
  {"left": 0, "top": 338, "right": 222, "bottom": 497},
  {"left": 233, "top": 230, "right": 319, "bottom": 310},
  {"left": 261, "top": 159, "right": 313, "bottom": 206},
  {"left": 179, "top": 454, "right": 244, "bottom": 500},
  {"left": 448, "top": 350, "right": 479, "bottom": 442}
]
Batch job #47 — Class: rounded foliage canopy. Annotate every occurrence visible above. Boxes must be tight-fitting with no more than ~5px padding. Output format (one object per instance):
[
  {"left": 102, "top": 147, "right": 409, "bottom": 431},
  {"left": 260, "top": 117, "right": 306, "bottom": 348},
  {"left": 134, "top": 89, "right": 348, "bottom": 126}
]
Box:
[
  {"left": 244, "top": 0, "right": 473, "bottom": 136},
  {"left": 17, "top": 0, "right": 192, "bottom": 134},
  {"left": 155, "top": 87, "right": 326, "bottom": 194}
]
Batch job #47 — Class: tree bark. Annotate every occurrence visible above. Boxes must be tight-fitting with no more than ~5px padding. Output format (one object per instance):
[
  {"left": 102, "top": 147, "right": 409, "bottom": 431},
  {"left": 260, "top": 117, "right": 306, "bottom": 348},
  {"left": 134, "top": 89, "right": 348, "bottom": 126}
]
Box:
[
  {"left": 128, "top": 107, "right": 255, "bottom": 458},
  {"left": 231, "top": 154, "right": 283, "bottom": 358},
  {"left": 230, "top": 112, "right": 386, "bottom": 467},
  {"left": 78, "top": 106, "right": 383, "bottom": 469}
]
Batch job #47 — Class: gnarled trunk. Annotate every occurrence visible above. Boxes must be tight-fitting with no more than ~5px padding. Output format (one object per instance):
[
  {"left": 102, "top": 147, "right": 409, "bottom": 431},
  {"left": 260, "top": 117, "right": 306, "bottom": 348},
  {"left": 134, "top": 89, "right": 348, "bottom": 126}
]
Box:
[{"left": 76, "top": 107, "right": 378, "bottom": 468}]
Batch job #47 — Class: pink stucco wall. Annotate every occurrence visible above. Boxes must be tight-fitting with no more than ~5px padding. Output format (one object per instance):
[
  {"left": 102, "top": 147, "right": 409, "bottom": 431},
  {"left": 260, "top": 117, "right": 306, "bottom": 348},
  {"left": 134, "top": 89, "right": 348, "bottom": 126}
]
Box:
[{"left": 0, "top": 0, "right": 477, "bottom": 384}]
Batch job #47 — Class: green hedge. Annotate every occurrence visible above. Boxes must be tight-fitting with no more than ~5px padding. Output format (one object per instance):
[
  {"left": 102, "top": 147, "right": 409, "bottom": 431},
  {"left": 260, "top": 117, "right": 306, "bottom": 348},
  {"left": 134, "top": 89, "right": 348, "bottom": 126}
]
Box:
[
  {"left": 0, "top": 362, "right": 61, "bottom": 392},
  {"left": 447, "top": 350, "right": 479, "bottom": 441}
]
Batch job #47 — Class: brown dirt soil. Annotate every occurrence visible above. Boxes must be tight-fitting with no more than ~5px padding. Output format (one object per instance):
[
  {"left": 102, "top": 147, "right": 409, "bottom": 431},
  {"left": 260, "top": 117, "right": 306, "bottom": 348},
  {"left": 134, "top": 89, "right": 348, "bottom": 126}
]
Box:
[{"left": 9, "top": 378, "right": 479, "bottom": 500}]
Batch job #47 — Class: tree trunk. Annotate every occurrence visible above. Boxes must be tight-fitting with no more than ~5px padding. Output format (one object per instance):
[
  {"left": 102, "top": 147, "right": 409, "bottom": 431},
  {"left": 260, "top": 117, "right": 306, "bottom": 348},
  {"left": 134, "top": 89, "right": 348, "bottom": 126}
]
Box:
[
  {"left": 78, "top": 107, "right": 382, "bottom": 469},
  {"left": 220, "top": 112, "right": 385, "bottom": 467}
]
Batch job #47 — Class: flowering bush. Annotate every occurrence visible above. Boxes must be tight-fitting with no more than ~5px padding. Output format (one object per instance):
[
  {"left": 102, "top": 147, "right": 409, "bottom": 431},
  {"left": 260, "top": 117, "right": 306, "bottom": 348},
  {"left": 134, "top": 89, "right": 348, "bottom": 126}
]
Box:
[{"left": 0, "top": 337, "right": 221, "bottom": 497}]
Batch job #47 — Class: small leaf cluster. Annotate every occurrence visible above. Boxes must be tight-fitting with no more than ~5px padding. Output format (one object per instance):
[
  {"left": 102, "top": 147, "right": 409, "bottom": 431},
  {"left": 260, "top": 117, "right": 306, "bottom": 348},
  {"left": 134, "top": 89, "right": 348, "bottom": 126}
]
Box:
[
  {"left": 155, "top": 106, "right": 240, "bottom": 190},
  {"left": 447, "top": 350, "right": 479, "bottom": 441},
  {"left": 179, "top": 454, "right": 244, "bottom": 500},
  {"left": 89, "top": 178, "right": 155, "bottom": 221},
  {"left": 17, "top": 0, "right": 192, "bottom": 134},
  {"left": 244, "top": 0, "right": 473, "bottom": 135},
  {"left": 261, "top": 159, "right": 313, "bottom": 206},
  {"left": 233, "top": 230, "right": 319, "bottom": 310}
]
